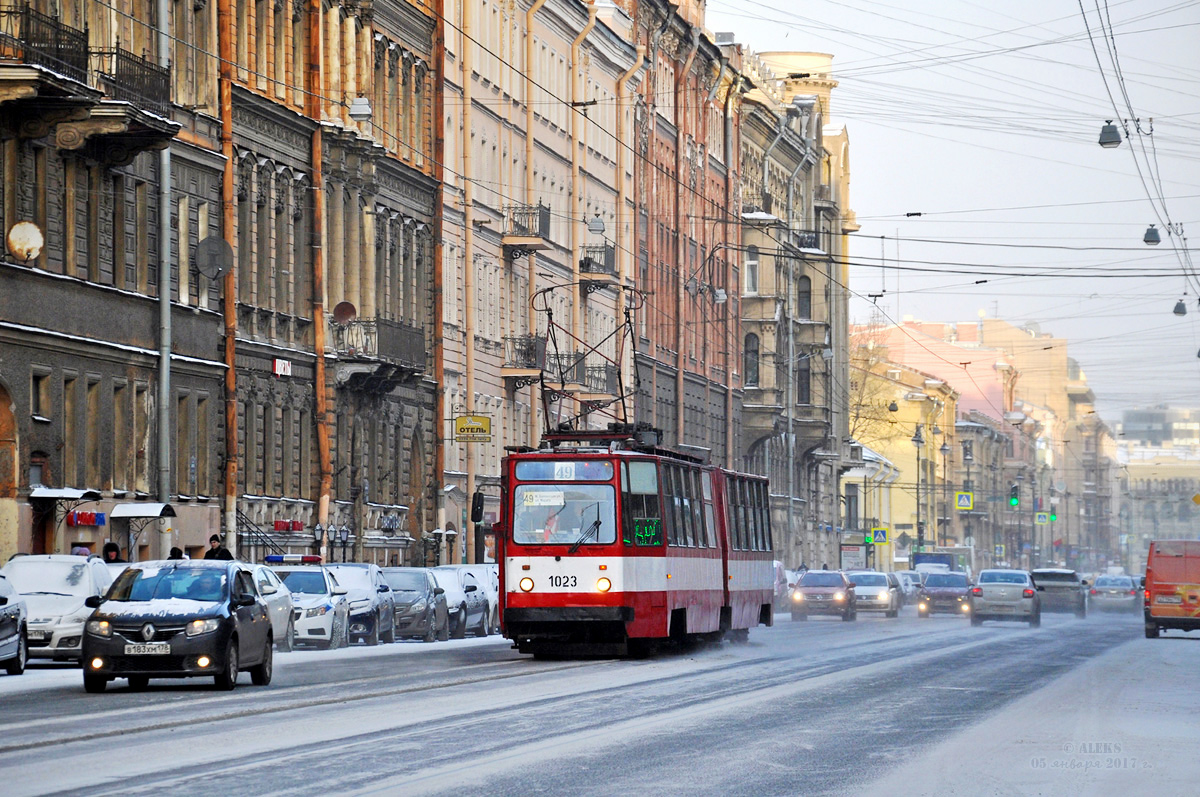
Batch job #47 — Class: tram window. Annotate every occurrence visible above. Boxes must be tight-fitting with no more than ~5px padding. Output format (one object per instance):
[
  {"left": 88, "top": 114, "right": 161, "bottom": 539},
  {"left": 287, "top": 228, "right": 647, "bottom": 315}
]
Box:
[
  {"left": 663, "top": 466, "right": 678, "bottom": 546},
  {"left": 681, "top": 468, "right": 695, "bottom": 547},
  {"left": 692, "top": 470, "right": 708, "bottom": 547},
  {"left": 515, "top": 460, "right": 614, "bottom": 482},
  {"left": 735, "top": 479, "right": 748, "bottom": 551},
  {"left": 672, "top": 467, "right": 687, "bottom": 547},
  {"left": 704, "top": 502, "right": 716, "bottom": 549},
  {"left": 746, "top": 480, "right": 759, "bottom": 550},
  {"left": 759, "top": 483, "right": 773, "bottom": 550},
  {"left": 621, "top": 462, "right": 663, "bottom": 546}
]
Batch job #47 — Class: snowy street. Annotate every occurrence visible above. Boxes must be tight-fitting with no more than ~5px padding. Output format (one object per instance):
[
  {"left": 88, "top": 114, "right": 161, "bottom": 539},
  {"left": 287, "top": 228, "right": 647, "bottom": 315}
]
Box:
[{"left": 2, "top": 609, "right": 1193, "bottom": 796}]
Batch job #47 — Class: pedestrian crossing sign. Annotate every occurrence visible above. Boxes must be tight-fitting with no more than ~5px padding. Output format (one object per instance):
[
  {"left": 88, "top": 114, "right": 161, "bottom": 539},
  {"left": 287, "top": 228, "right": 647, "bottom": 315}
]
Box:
[
  {"left": 873, "top": 528, "right": 888, "bottom": 544},
  {"left": 955, "top": 492, "right": 973, "bottom": 510},
  {"left": 1035, "top": 512, "right": 1049, "bottom": 525}
]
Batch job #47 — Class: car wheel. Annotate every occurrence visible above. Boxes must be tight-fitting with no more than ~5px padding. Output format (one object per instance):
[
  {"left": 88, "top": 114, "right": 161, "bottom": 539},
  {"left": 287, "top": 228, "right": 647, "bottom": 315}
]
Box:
[
  {"left": 279, "top": 617, "right": 294, "bottom": 652},
  {"left": 1029, "top": 611, "right": 1041, "bottom": 628},
  {"left": 214, "top": 640, "right": 239, "bottom": 690},
  {"left": 365, "top": 617, "right": 380, "bottom": 646},
  {"left": 791, "top": 611, "right": 808, "bottom": 621},
  {"left": 842, "top": 609, "right": 855, "bottom": 622},
  {"left": 423, "top": 615, "right": 437, "bottom": 643},
  {"left": 970, "top": 613, "right": 983, "bottom": 627},
  {"left": 1075, "top": 604, "right": 1087, "bottom": 620},
  {"left": 381, "top": 613, "right": 396, "bottom": 644},
  {"left": 452, "top": 607, "right": 467, "bottom": 639},
  {"left": 476, "top": 603, "right": 491, "bottom": 637},
  {"left": 250, "top": 639, "right": 273, "bottom": 686},
  {"left": 83, "top": 672, "right": 108, "bottom": 693},
  {"left": 437, "top": 614, "right": 450, "bottom": 642},
  {"left": 918, "top": 608, "right": 928, "bottom": 619},
  {"left": 4, "top": 629, "right": 27, "bottom": 676},
  {"left": 1145, "top": 622, "right": 1160, "bottom": 639},
  {"left": 127, "top": 675, "right": 150, "bottom": 690}
]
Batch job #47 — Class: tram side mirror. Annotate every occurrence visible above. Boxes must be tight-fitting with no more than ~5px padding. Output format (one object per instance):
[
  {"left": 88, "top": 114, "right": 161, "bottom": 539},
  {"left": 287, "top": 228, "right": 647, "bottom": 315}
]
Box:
[{"left": 471, "top": 491, "right": 485, "bottom": 524}]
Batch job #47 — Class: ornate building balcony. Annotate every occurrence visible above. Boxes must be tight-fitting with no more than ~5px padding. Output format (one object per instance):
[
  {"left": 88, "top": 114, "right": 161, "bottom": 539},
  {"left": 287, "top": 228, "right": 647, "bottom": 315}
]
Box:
[
  {"left": 580, "top": 243, "right": 617, "bottom": 294},
  {"left": 502, "top": 203, "right": 552, "bottom": 257},
  {"left": 501, "top": 334, "right": 547, "bottom": 388},
  {"left": 329, "top": 317, "right": 426, "bottom": 392},
  {"left": 577, "top": 362, "right": 618, "bottom": 403},
  {"left": 0, "top": 6, "right": 100, "bottom": 137},
  {"left": 544, "top": 351, "right": 586, "bottom": 392}
]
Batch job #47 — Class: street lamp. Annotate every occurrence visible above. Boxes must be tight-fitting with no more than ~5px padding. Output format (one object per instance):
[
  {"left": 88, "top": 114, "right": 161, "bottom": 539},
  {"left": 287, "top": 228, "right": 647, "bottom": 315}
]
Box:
[
  {"left": 912, "top": 424, "right": 925, "bottom": 552},
  {"left": 313, "top": 522, "right": 324, "bottom": 553},
  {"left": 1098, "top": 120, "right": 1122, "bottom": 148},
  {"left": 338, "top": 525, "right": 350, "bottom": 562},
  {"left": 939, "top": 442, "right": 951, "bottom": 547}
]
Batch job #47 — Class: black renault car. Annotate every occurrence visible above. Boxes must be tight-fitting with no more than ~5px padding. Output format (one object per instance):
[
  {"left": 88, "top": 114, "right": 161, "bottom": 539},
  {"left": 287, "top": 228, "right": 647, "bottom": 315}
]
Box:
[{"left": 81, "top": 560, "right": 274, "bottom": 692}]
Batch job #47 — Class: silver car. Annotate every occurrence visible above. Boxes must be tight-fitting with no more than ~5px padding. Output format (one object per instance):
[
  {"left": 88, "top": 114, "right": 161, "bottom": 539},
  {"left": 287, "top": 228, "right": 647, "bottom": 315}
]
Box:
[
  {"left": 970, "top": 569, "right": 1041, "bottom": 627},
  {"left": 1089, "top": 575, "right": 1140, "bottom": 612},
  {"left": 847, "top": 571, "right": 901, "bottom": 618},
  {"left": 251, "top": 564, "right": 296, "bottom": 650},
  {"left": 0, "top": 571, "right": 28, "bottom": 675},
  {"left": 0, "top": 554, "right": 113, "bottom": 660}
]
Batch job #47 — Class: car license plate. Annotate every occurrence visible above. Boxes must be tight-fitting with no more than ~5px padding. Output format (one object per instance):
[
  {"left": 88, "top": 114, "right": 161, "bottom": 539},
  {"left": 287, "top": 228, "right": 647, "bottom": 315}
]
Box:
[
  {"left": 813, "top": 595, "right": 825, "bottom": 601},
  {"left": 1156, "top": 595, "right": 1182, "bottom": 604},
  {"left": 124, "top": 643, "right": 170, "bottom": 655},
  {"left": 27, "top": 629, "right": 47, "bottom": 641}
]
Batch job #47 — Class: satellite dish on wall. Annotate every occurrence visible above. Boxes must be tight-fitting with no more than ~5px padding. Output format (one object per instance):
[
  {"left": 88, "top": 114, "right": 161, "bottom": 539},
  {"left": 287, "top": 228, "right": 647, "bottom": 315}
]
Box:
[
  {"left": 195, "top": 235, "right": 232, "bottom": 280},
  {"left": 332, "top": 301, "right": 358, "bottom": 324}
]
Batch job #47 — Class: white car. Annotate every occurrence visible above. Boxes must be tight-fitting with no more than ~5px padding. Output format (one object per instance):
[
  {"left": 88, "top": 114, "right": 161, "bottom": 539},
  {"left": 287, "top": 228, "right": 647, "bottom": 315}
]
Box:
[
  {"left": 846, "top": 570, "right": 901, "bottom": 618},
  {"left": 0, "top": 571, "right": 28, "bottom": 675},
  {"left": 268, "top": 556, "right": 350, "bottom": 649},
  {"left": 456, "top": 564, "right": 500, "bottom": 633},
  {"left": 251, "top": 563, "right": 296, "bottom": 650},
  {"left": 970, "top": 569, "right": 1041, "bottom": 627},
  {"left": 1, "top": 554, "right": 113, "bottom": 660}
]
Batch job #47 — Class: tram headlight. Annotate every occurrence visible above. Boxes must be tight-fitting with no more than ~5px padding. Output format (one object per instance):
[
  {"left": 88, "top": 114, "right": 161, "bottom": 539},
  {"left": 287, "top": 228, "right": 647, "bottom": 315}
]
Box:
[
  {"left": 596, "top": 577, "right": 612, "bottom": 593},
  {"left": 519, "top": 577, "right": 534, "bottom": 592}
]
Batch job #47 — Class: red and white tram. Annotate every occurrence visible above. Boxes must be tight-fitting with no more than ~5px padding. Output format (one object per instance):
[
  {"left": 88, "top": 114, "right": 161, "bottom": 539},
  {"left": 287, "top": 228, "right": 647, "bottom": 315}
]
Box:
[{"left": 497, "top": 426, "right": 775, "bottom": 656}]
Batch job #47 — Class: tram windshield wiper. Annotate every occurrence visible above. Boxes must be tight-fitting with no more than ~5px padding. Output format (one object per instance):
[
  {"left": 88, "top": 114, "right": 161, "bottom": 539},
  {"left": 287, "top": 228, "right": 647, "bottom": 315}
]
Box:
[{"left": 568, "top": 503, "right": 602, "bottom": 554}]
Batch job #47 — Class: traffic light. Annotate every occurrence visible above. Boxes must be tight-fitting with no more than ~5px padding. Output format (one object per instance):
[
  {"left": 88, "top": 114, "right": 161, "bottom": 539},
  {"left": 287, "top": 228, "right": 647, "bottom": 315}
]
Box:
[
  {"left": 1009, "top": 483, "right": 1019, "bottom": 507},
  {"left": 1049, "top": 510, "right": 1057, "bottom": 522}
]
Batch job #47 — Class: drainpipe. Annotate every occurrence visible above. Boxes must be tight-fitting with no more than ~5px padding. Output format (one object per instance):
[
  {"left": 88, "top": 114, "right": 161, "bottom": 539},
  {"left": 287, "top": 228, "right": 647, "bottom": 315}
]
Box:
[
  {"left": 432, "top": 0, "right": 446, "bottom": 563},
  {"left": 643, "top": 14, "right": 668, "bottom": 432},
  {"left": 570, "top": 2, "right": 598, "bottom": 388},
  {"left": 706, "top": 56, "right": 728, "bottom": 105},
  {"left": 723, "top": 75, "right": 740, "bottom": 467},
  {"left": 761, "top": 116, "right": 786, "bottom": 209},
  {"left": 461, "top": 0, "right": 476, "bottom": 564},
  {"left": 218, "top": 0, "right": 238, "bottom": 555},
  {"left": 155, "top": 0, "right": 172, "bottom": 561},
  {"left": 524, "top": 0, "right": 548, "bottom": 447},
  {"left": 307, "top": 0, "right": 332, "bottom": 556},
  {"left": 615, "top": 45, "right": 644, "bottom": 414},
  {"left": 674, "top": 27, "right": 699, "bottom": 446},
  {"left": 785, "top": 149, "right": 806, "bottom": 545}
]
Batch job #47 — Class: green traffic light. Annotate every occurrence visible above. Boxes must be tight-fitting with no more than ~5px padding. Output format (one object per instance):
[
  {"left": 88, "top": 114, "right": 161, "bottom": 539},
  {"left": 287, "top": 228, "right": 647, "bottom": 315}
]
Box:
[{"left": 1050, "top": 512, "right": 1057, "bottom": 521}]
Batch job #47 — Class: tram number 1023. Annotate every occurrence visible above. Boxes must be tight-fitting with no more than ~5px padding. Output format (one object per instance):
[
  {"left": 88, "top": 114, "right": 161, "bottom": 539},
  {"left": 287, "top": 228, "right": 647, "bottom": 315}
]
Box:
[{"left": 548, "top": 575, "right": 578, "bottom": 588}]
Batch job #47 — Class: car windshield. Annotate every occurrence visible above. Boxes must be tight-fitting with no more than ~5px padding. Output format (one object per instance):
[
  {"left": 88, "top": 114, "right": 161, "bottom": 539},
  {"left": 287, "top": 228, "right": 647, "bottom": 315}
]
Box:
[
  {"left": 2, "top": 560, "right": 92, "bottom": 596},
  {"left": 327, "top": 567, "right": 371, "bottom": 589},
  {"left": 109, "top": 566, "right": 228, "bottom": 601},
  {"left": 278, "top": 570, "right": 328, "bottom": 595},
  {"left": 800, "top": 572, "right": 844, "bottom": 587},
  {"left": 1095, "top": 576, "right": 1131, "bottom": 588},
  {"left": 849, "top": 573, "right": 887, "bottom": 586},
  {"left": 979, "top": 571, "right": 1028, "bottom": 585},
  {"left": 383, "top": 571, "right": 426, "bottom": 592},
  {"left": 1032, "top": 571, "right": 1078, "bottom": 582},
  {"left": 925, "top": 573, "right": 968, "bottom": 588},
  {"left": 512, "top": 483, "right": 617, "bottom": 547}
]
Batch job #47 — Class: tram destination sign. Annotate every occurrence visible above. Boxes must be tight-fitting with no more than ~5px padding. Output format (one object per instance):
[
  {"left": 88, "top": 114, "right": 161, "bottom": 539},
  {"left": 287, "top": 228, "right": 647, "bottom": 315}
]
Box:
[{"left": 454, "top": 414, "right": 492, "bottom": 443}]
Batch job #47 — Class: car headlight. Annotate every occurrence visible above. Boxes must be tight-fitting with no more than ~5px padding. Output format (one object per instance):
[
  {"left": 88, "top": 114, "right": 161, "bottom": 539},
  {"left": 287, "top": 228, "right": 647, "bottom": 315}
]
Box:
[
  {"left": 64, "top": 613, "right": 92, "bottom": 625},
  {"left": 918, "top": 602, "right": 927, "bottom": 611},
  {"left": 878, "top": 593, "right": 888, "bottom": 601},
  {"left": 411, "top": 600, "right": 427, "bottom": 613},
  {"left": 834, "top": 591, "right": 845, "bottom": 601},
  {"left": 186, "top": 618, "right": 221, "bottom": 637},
  {"left": 86, "top": 619, "right": 111, "bottom": 637},
  {"left": 792, "top": 591, "right": 804, "bottom": 602},
  {"left": 350, "top": 600, "right": 371, "bottom": 611},
  {"left": 306, "top": 605, "right": 329, "bottom": 618}
]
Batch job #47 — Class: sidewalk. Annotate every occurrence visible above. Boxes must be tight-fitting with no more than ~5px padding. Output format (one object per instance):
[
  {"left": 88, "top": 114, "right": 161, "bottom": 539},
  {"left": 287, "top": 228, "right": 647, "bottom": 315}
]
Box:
[{"left": 864, "top": 633, "right": 1200, "bottom": 796}]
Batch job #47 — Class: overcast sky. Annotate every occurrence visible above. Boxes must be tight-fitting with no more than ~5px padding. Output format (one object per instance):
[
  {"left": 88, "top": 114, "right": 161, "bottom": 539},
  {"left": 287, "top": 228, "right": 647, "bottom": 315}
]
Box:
[{"left": 705, "top": 0, "right": 1200, "bottom": 421}]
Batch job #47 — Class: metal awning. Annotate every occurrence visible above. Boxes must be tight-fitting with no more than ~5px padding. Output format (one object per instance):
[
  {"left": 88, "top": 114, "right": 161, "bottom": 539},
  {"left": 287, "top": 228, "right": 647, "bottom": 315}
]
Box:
[
  {"left": 110, "top": 503, "right": 176, "bottom": 519},
  {"left": 29, "top": 487, "right": 102, "bottom": 501}
]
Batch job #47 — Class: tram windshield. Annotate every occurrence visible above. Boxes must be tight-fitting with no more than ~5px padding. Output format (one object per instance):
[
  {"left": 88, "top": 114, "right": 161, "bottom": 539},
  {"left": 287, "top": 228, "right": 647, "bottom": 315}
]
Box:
[{"left": 512, "top": 483, "right": 617, "bottom": 547}]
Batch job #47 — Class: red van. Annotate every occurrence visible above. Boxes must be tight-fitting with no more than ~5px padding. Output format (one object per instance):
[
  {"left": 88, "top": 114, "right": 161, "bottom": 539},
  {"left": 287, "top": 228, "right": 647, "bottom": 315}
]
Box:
[{"left": 1143, "top": 540, "right": 1200, "bottom": 639}]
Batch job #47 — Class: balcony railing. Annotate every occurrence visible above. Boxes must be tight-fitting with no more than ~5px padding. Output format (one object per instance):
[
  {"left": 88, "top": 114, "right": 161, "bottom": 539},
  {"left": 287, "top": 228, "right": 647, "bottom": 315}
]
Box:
[
  {"left": 505, "top": 203, "right": 551, "bottom": 239},
  {"left": 546, "top": 352, "right": 585, "bottom": 385},
  {"left": 503, "top": 334, "right": 546, "bottom": 369},
  {"left": 0, "top": 5, "right": 89, "bottom": 84},
  {"left": 584, "top": 363, "right": 618, "bottom": 395},
  {"left": 96, "top": 46, "right": 170, "bottom": 116},
  {"left": 793, "top": 230, "right": 823, "bottom": 250},
  {"left": 580, "top": 243, "right": 616, "bottom": 276},
  {"left": 330, "top": 317, "right": 425, "bottom": 371}
]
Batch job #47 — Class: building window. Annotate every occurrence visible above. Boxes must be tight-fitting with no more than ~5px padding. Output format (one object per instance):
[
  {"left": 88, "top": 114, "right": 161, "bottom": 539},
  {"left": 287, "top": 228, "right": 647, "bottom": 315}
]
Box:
[
  {"left": 796, "top": 275, "right": 811, "bottom": 319},
  {"left": 744, "top": 334, "right": 760, "bottom": 386},
  {"left": 31, "top": 372, "right": 50, "bottom": 419},
  {"left": 744, "top": 246, "right": 759, "bottom": 294},
  {"left": 798, "top": 358, "right": 811, "bottom": 404}
]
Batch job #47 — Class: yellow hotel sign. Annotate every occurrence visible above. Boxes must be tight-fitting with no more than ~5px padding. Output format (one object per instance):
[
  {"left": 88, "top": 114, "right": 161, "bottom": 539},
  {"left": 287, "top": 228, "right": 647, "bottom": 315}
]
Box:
[{"left": 454, "top": 415, "right": 492, "bottom": 443}]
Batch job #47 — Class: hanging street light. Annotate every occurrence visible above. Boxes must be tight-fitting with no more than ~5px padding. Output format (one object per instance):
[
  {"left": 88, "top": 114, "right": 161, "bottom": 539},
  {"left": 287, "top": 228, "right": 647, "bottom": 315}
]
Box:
[
  {"left": 1098, "top": 121, "right": 1122, "bottom": 148},
  {"left": 1174, "top": 299, "right": 1187, "bottom": 316},
  {"left": 1144, "top": 225, "right": 1161, "bottom": 245}
]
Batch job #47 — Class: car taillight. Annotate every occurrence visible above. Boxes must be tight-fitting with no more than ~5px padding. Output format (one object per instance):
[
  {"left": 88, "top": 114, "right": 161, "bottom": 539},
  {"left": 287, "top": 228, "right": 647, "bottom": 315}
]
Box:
[
  {"left": 1090, "top": 588, "right": 1098, "bottom": 595},
  {"left": 1128, "top": 589, "right": 1137, "bottom": 596},
  {"left": 1144, "top": 589, "right": 1150, "bottom": 602},
  {"left": 1022, "top": 588, "right": 1035, "bottom": 599},
  {"left": 970, "top": 587, "right": 982, "bottom": 596}
]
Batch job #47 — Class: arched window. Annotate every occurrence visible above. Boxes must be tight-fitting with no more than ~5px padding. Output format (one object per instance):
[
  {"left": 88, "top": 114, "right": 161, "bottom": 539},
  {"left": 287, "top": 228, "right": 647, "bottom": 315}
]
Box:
[
  {"left": 744, "top": 246, "right": 759, "bottom": 294},
  {"left": 796, "top": 275, "right": 811, "bottom": 319},
  {"left": 744, "top": 334, "right": 760, "bottom": 386}
]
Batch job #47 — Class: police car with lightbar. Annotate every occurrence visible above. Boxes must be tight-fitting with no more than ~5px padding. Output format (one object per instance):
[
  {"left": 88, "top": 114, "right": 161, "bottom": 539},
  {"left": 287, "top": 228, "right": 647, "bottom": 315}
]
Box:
[{"left": 264, "top": 556, "right": 351, "bottom": 650}]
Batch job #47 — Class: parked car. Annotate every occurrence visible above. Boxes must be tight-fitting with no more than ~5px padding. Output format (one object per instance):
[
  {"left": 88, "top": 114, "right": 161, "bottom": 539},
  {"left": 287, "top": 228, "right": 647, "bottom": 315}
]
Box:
[
  {"left": 381, "top": 567, "right": 449, "bottom": 642},
  {"left": 917, "top": 571, "right": 972, "bottom": 618},
  {"left": 1143, "top": 539, "right": 1200, "bottom": 639},
  {"left": 789, "top": 570, "right": 856, "bottom": 621},
  {"left": 0, "top": 571, "right": 28, "bottom": 675},
  {"left": 1, "top": 554, "right": 113, "bottom": 661},
  {"left": 846, "top": 571, "right": 901, "bottom": 618},
  {"left": 457, "top": 564, "right": 500, "bottom": 633},
  {"left": 268, "top": 556, "right": 351, "bottom": 649},
  {"left": 1089, "top": 575, "right": 1140, "bottom": 612},
  {"left": 431, "top": 566, "right": 490, "bottom": 638},
  {"left": 81, "top": 560, "right": 274, "bottom": 692},
  {"left": 251, "top": 563, "right": 295, "bottom": 650},
  {"left": 969, "top": 569, "right": 1041, "bottom": 627},
  {"left": 1030, "top": 568, "right": 1088, "bottom": 618},
  {"left": 896, "top": 571, "right": 922, "bottom": 603},
  {"left": 325, "top": 564, "right": 396, "bottom": 645}
]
